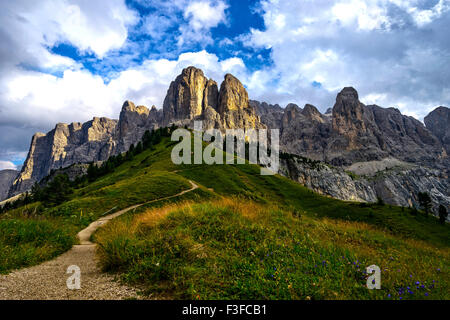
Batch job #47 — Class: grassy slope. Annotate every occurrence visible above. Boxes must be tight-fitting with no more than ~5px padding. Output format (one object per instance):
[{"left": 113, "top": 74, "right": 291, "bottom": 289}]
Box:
[
  {"left": 1, "top": 136, "right": 449, "bottom": 299},
  {"left": 0, "top": 217, "right": 75, "bottom": 273},
  {"left": 96, "top": 199, "right": 448, "bottom": 300}
]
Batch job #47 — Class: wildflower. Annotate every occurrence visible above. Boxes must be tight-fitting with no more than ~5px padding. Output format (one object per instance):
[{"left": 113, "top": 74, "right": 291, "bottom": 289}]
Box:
[
  {"left": 387, "top": 294, "right": 391, "bottom": 298},
  {"left": 415, "top": 281, "right": 420, "bottom": 285},
  {"left": 425, "top": 293, "right": 429, "bottom": 297}
]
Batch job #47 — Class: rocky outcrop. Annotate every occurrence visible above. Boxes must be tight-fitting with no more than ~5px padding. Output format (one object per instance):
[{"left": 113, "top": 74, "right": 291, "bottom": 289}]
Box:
[
  {"left": 9, "top": 117, "right": 118, "bottom": 196},
  {"left": 257, "top": 87, "right": 446, "bottom": 168},
  {"left": 117, "top": 101, "right": 162, "bottom": 152},
  {"left": 217, "top": 74, "right": 264, "bottom": 130},
  {"left": 0, "top": 170, "right": 18, "bottom": 201},
  {"left": 425, "top": 106, "right": 450, "bottom": 154},
  {"left": 280, "top": 155, "right": 449, "bottom": 214},
  {"left": 255, "top": 87, "right": 449, "bottom": 213},
  {"left": 327, "top": 87, "right": 444, "bottom": 166},
  {"left": 162, "top": 67, "right": 265, "bottom": 131},
  {"left": 251, "top": 100, "right": 284, "bottom": 129},
  {"left": 279, "top": 156, "right": 377, "bottom": 202},
  {"left": 163, "top": 67, "right": 208, "bottom": 125}
]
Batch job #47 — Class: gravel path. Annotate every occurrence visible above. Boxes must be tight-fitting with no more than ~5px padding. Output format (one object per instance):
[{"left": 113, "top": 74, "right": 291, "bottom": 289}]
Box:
[{"left": 0, "top": 181, "right": 198, "bottom": 300}]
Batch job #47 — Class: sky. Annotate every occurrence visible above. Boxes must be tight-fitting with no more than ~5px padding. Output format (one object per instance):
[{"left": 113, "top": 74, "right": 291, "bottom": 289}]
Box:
[{"left": 0, "top": 0, "right": 449, "bottom": 170}]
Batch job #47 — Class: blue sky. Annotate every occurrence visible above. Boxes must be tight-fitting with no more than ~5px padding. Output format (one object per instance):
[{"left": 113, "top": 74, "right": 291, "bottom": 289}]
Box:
[
  {"left": 1, "top": 0, "right": 450, "bottom": 170},
  {"left": 49, "top": 0, "right": 271, "bottom": 79}
]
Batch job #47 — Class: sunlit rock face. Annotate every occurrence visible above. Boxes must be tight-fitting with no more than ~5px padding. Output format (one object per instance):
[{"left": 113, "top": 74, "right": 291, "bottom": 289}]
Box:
[
  {"left": 9, "top": 117, "right": 118, "bottom": 197},
  {"left": 163, "top": 66, "right": 208, "bottom": 125},
  {"left": 162, "top": 67, "right": 265, "bottom": 131}
]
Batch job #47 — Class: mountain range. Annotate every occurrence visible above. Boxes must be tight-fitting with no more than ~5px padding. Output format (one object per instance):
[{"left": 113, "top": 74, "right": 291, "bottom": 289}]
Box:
[{"left": 1, "top": 66, "right": 449, "bottom": 214}]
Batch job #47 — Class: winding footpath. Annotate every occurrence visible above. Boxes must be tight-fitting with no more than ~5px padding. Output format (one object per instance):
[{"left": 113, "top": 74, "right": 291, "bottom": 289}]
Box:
[{"left": 0, "top": 181, "right": 198, "bottom": 300}]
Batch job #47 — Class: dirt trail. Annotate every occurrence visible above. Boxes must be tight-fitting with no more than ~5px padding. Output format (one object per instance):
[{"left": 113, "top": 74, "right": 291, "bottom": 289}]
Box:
[{"left": 0, "top": 181, "right": 198, "bottom": 300}]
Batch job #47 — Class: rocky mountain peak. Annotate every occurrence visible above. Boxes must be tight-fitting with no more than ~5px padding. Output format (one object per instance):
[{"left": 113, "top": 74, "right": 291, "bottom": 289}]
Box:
[
  {"left": 161, "top": 67, "right": 263, "bottom": 130},
  {"left": 163, "top": 66, "right": 208, "bottom": 124},
  {"left": 331, "top": 87, "right": 368, "bottom": 150},
  {"left": 218, "top": 73, "right": 249, "bottom": 114},
  {"left": 0, "top": 170, "right": 18, "bottom": 201},
  {"left": 302, "top": 104, "right": 323, "bottom": 121},
  {"left": 424, "top": 106, "right": 450, "bottom": 154},
  {"left": 281, "top": 104, "right": 301, "bottom": 129},
  {"left": 337, "top": 87, "right": 359, "bottom": 101},
  {"left": 121, "top": 100, "right": 149, "bottom": 115}
]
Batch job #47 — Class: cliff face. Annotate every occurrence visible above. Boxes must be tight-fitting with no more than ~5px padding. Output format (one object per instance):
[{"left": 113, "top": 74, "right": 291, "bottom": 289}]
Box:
[
  {"left": 0, "top": 170, "right": 18, "bottom": 201},
  {"left": 9, "top": 117, "right": 118, "bottom": 196},
  {"left": 425, "top": 106, "right": 450, "bottom": 154},
  {"left": 162, "top": 67, "right": 265, "bottom": 131},
  {"left": 279, "top": 156, "right": 449, "bottom": 214},
  {"left": 327, "top": 88, "right": 443, "bottom": 167},
  {"left": 163, "top": 67, "right": 209, "bottom": 125}
]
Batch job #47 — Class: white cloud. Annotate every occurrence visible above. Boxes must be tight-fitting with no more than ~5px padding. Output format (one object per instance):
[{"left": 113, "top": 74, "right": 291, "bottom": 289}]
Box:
[
  {"left": 242, "top": 0, "right": 450, "bottom": 117},
  {"left": 184, "top": 1, "right": 228, "bottom": 31},
  {"left": 0, "top": 161, "right": 17, "bottom": 171},
  {"left": 331, "top": 0, "right": 391, "bottom": 30},
  {"left": 0, "top": 0, "right": 137, "bottom": 65},
  {"left": 1, "top": 50, "right": 250, "bottom": 132},
  {"left": 178, "top": 0, "right": 228, "bottom": 46}
]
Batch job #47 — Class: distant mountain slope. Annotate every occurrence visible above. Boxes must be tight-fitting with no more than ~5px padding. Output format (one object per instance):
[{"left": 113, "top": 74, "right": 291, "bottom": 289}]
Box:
[
  {"left": 0, "top": 170, "right": 18, "bottom": 201},
  {"left": 254, "top": 87, "right": 446, "bottom": 168},
  {"left": 425, "top": 106, "right": 450, "bottom": 154}
]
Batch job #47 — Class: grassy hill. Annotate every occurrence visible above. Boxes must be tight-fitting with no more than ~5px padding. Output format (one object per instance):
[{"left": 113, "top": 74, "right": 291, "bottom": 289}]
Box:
[{"left": 1, "top": 132, "right": 448, "bottom": 300}]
